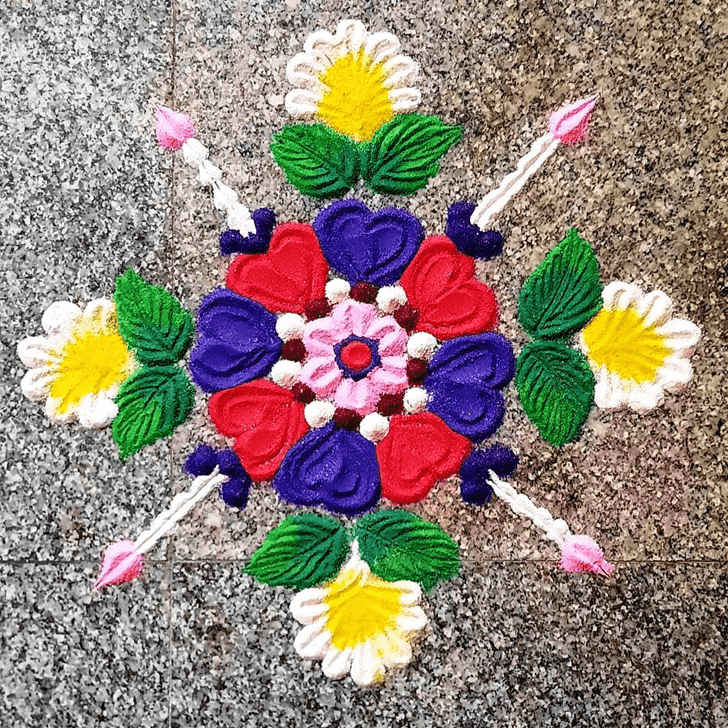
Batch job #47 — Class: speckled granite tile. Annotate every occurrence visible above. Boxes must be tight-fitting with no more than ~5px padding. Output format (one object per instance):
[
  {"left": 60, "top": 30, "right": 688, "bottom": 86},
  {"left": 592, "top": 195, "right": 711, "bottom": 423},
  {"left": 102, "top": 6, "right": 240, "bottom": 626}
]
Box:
[
  {"left": 0, "top": 0, "right": 174, "bottom": 560},
  {"left": 166, "top": 0, "right": 727, "bottom": 563},
  {"left": 168, "top": 561, "right": 727, "bottom": 727},
  {"left": 0, "top": 562, "right": 170, "bottom": 727}
]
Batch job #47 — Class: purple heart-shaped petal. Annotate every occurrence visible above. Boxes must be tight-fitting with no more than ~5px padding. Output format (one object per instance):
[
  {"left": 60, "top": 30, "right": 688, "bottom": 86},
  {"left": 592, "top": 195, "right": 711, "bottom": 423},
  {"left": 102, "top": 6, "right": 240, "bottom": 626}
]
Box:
[
  {"left": 314, "top": 199, "right": 424, "bottom": 286},
  {"left": 188, "top": 289, "right": 282, "bottom": 393},
  {"left": 424, "top": 333, "right": 515, "bottom": 441},
  {"left": 273, "top": 422, "right": 381, "bottom": 515}
]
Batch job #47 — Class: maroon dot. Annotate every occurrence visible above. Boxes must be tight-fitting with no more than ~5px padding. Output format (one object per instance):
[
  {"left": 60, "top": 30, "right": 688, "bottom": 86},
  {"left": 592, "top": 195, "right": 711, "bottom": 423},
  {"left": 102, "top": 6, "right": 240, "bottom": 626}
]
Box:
[
  {"left": 406, "top": 358, "right": 428, "bottom": 384},
  {"left": 280, "top": 339, "right": 307, "bottom": 362},
  {"left": 339, "top": 340, "right": 373, "bottom": 370},
  {"left": 292, "top": 383, "right": 316, "bottom": 404},
  {"left": 349, "top": 282, "right": 378, "bottom": 303},
  {"left": 377, "top": 392, "right": 405, "bottom": 416},
  {"left": 393, "top": 303, "right": 420, "bottom": 332},
  {"left": 305, "top": 297, "right": 332, "bottom": 320},
  {"left": 333, "top": 408, "right": 363, "bottom": 430}
]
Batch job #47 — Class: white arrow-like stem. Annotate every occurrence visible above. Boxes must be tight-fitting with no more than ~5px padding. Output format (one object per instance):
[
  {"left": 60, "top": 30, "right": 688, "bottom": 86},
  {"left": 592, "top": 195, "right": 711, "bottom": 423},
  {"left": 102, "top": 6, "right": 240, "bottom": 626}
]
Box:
[
  {"left": 133, "top": 468, "right": 229, "bottom": 555},
  {"left": 470, "top": 133, "right": 560, "bottom": 230}
]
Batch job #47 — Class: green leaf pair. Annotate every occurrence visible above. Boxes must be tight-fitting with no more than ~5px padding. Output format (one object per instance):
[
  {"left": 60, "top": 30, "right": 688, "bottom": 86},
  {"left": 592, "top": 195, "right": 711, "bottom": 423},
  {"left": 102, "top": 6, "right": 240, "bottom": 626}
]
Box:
[
  {"left": 515, "top": 229, "right": 603, "bottom": 447},
  {"left": 245, "top": 510, "right": 460, "bottom": 592},
  {"left": 270, "top": 113, "right": 463, "bottom": 199},
  {"left": 112, "top": 270, "right": 196, "bottom": 459}
]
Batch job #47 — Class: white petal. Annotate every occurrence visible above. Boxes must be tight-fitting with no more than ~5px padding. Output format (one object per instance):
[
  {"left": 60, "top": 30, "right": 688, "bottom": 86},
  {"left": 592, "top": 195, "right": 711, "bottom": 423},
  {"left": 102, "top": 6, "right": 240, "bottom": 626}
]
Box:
[
  {"left": 41, "top": 301, "right": 82, "bottom": 334},
  {"left": 270, "top": 360, "right": 302, "bottom": 388},
  {"left": 336, "top": 19, "right": 367, "bottom": 56},
  {"left": 403, "top": 387, "right": 428, "bottom": 414},
  {"left": 363, "top": 32, "right": 401, "bottom": 66},
  {"left": 654, "top": 318, "right": 701, "bottom": 355},
  {"left": 285, "top": 89, "right": 319, "bottom": 117},
  {"left": 635, "top": 290, "right": 672, "bottom": 328},
  {"left": 290, "top": 588, "right": 328, "bottom": 624},
  {"left": 380, "top": 629, "right": 413, "bottom": 668},
  {"left": 627, "top": 382, "right": 665, "bottom": 414},
  {"left": 381, "top": 55, "right": 418, "bottom": 89},
  {"left": 601, "top": 281, "right": 642, "bottom": 310},
  {"left": 359, "top": 412, "right": 390, "bottom": 443},
  {"left": 593, "top": 368, "right": 629, "bottom": 409},
  {"left": 286, "top": 52, "right": 327, "bottom": 88},
  {"left": 321, "top": 646, "right": 352, "bottom": 680},
  {"left": 294, "top": 622, "right": 332, "bottom": 659},
  {"left": 655, "top": 357, "right": 693, "bottom": 393},
  {"left": 396, "top": 580, "right": 422, "bottom": 606},
  {"left": 77, "top": 393, "right": 118, "bottom": 429},
  {"left": 325, "top": 278, "right": 351, "bottom": 305},
  {"left": 45, "top": 396, "right": 77, "bottom": 424},
  {"left": 350, "top": 641, "right": 383, "bottom": 686},
  {"left": 303, "top": 29, "right": 338, "bottom": 65},
  {"left": 397, "top": 605, "right": 427, "bottom": 633},
  {"left": 20, "top": 367, "right": 55, "bottom": 401},
  {"left": 388, "top": 87, "right": 421, "bottom": 112},
  {"left": 304, "top": 400, "right": 336, "bottom": 428},
  {"left": 17, "top": 336, "right": 61, "bottom": 368},
  {"left": 82, "top": 298, "right": 115, "bottom": 326}
]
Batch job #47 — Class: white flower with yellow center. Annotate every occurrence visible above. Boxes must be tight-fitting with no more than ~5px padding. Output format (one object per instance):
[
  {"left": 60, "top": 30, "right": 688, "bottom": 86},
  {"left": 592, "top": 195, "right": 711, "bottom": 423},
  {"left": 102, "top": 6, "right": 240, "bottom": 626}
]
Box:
[
  {"left": 17, "top": 299, "right": 136, "bottom": 428},
  {"left": 578, "top": 281, "right": 700, "bottom": 414},
  {"left": 290, "top": 544, "right": 427, "bottom": 686},
  {"left": 285, "top": 19, "right": 421, "bottom": 142}
]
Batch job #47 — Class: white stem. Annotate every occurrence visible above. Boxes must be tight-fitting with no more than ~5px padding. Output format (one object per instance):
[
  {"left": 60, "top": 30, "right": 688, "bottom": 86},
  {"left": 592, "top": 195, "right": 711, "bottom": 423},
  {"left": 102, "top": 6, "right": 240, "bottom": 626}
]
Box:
[
  {"left": 181, "top": 138, "right": 256, "bottom": 236},
  {"left": 470, "top": 133, "right": 560, "bottom": 230},
  {"left": 133, "top": 468, "right": 229, "bottom": 554},
  {"left": 487, "top": 470, "right": 571, "bottom": 546}
]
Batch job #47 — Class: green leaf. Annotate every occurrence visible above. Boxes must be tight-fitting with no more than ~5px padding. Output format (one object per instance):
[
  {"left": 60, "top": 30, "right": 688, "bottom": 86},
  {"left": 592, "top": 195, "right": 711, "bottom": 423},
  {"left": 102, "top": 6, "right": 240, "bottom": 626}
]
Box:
[
  {"left": 360, "top": 113, "right": 463, "bottom": 195},
  {"left": 515, "top": 340, "right": 595, "bottom": 447},
  {"left": 270, "top": 123, "right": 359, "bottom": 198},
  {"left": 112, "top": 366, "right": 195, "bottom": 459},
  {"left": 354, "top": 510, "right": 460, "bottom": 591},
  {"left": 245, "top": 514, "right": 350, "bottom": 589},
  {"left": 518, "top": 228, "right": 603, "bottom": 339},
  {"left": 114, "top": 269, "right": 194, "bottom": 365}
]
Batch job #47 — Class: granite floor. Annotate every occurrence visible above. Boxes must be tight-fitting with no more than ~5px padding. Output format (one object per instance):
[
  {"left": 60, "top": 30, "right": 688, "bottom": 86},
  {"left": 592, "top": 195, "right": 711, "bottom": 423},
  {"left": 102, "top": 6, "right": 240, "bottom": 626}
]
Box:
[{"left": 1, "top": 0, "right": 727, "bottom": 725}]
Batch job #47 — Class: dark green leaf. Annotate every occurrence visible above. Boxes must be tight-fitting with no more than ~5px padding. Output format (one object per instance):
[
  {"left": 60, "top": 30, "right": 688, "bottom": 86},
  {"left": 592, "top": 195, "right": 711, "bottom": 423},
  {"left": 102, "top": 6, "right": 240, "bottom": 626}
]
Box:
[
  {"left": 270, "top": 123, "right": 359, "bottom": 198},
  {"left": 360, "top": 113, "right": 463, "bottom": 195},
  {"left": 112, "top": 366, "right": 195, "bottom": 459},
  {"left": 515, "top": 340, "right": 595, "bottom": 447},
  {"left": 518, "top": 228, "right": 603, "bottom": 339},
  {"left": 354, "top": 510, "right": 460, "bottom": 591},
  {"left": 245, "top": 513, "right": 350, "bottom": 589},
  {"left": 114, "top": 269, "right": 194, "bottom": 365}
]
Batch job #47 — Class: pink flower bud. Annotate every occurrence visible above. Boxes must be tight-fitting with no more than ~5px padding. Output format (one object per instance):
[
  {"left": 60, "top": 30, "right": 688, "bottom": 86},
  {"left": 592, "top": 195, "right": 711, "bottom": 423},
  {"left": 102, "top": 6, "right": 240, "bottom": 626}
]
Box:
[
  {"left": 155, "top": 106, "right": 195, "bottom": 151},
  {"left": 548, "top": 96, "right": 597, "bottom": 145},
  {"left": 560, "top": 534, "right": 614, "bottom": 576},
  {"left": 94, "top": 540, "right": 144, "bottom": 589}
]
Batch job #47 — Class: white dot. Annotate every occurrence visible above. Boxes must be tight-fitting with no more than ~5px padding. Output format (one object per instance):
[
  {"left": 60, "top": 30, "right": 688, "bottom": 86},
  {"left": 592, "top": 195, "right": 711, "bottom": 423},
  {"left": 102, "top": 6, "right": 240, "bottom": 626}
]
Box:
[
  {"left": 359, "top": 412, "right": 390, "bottom": 442},
  {"left": 276, "top": 313, "right": 306, "bottom": 341},
  {"left": 325, "top": 278, "right": 351, "bottom": 305},
  {"left": 403, "top": 387, "right": 428, "bottom": 413},
  {"left": 270, "top": 360, "right": 302, "bottom": 388},
  {"left": 304, "top": 400, "right": 335, "bottom": 428},
  {"left": 376, "top": 285, "right": 407, "bottom": 314},
  {"left": 407, "top": 332, "right": 438, "bottom": 360}
]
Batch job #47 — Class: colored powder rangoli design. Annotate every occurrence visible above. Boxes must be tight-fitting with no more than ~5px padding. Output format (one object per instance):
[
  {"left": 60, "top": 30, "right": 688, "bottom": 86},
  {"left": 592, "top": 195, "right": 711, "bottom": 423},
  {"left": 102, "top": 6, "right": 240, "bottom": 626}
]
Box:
[{"left": 16, "top": 19, "right": 702, "bottom": 687}]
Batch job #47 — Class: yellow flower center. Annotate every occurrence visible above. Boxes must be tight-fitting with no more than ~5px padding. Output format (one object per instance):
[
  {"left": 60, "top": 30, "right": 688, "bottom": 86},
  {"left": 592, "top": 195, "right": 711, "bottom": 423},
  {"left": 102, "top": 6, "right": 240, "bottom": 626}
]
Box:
[
  {"left": 323, "top": 567, "right": 404, "bottom": 651},
  {"left": 582, "top": 306, "right": 669, "bottom": 383},
  {"left": 49, "top": 309, "right": 135, "bottom": 414},
  {"left": 316, "top": 51, "right": 393, "bottom": 142}
]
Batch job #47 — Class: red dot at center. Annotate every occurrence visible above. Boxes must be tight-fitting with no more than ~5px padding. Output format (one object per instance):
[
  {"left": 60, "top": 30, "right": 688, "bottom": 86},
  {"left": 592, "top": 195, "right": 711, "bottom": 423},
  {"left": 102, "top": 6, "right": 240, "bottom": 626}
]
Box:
[{"left": 339, "top": 340, "right": 373, "bottom": 370}]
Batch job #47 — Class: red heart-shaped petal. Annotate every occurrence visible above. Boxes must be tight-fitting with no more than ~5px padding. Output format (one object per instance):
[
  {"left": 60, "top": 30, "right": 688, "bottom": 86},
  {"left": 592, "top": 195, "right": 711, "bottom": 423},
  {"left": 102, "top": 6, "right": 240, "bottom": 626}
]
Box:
[
  {"left": 377, "top": 412, "right": 471, "bottom": 504},
  {"left": 209, "top": 380, "right": 309, "bottom": 481},
  {"left": 226, "top": 223, "right": 329, "bottom": 314},
  {"left": 400, "top": 235, "right": 498, "bottom": 339}
]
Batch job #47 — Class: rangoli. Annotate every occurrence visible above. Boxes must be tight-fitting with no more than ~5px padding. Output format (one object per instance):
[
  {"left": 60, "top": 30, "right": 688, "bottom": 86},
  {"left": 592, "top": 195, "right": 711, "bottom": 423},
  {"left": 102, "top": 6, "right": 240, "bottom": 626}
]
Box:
[{"left": 17, "top": 19, "right": 701, "bottom": 686}]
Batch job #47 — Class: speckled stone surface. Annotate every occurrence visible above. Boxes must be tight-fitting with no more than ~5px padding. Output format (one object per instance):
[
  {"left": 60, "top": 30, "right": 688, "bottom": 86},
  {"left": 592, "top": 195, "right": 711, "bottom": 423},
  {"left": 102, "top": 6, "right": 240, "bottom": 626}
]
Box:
[{"left": 2, "top": 0, "right": 727, "bottom": 724}]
